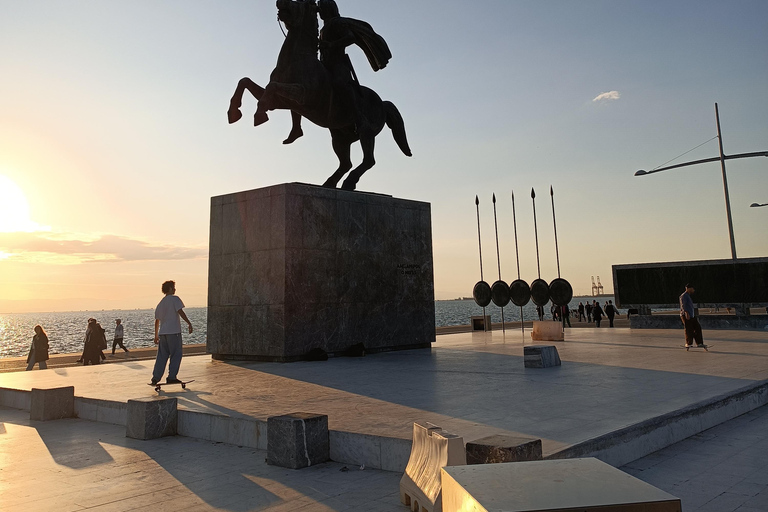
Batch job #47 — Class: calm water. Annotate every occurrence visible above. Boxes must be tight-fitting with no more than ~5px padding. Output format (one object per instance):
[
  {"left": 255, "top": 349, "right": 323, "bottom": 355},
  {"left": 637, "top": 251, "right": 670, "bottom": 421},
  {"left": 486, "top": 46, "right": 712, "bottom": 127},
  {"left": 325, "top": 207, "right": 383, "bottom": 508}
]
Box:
[{"left": 0, "top": 297, "right": 618, "bottom": 358}]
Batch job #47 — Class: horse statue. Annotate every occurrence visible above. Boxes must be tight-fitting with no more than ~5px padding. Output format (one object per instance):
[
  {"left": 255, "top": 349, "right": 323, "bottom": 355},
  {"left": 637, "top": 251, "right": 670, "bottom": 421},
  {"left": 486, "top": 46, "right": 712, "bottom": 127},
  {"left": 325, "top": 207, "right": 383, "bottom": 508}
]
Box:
[{"left": 227, "top": 0, "right": 411, "bottom": 191}]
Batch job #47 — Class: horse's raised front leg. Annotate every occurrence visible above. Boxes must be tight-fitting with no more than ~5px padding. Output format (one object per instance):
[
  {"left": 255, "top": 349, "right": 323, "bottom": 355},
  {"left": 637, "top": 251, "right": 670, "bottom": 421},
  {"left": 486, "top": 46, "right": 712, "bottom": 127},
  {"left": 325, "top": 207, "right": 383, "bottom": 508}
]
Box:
[
  {"left": 228, "top": 78, "right": 265, "bottom": 124},
  {"left": 322, "top": 130, "right": 354, "bottom": 188},
  {"left": 341, "top": 135, "right": 376, "bottom": 191}
]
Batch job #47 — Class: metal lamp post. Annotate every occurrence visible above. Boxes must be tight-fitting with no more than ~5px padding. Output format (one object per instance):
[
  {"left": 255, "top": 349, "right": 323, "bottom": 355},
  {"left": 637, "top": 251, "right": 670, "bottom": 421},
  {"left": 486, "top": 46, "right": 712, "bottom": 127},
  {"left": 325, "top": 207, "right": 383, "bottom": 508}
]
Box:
[{"left": 634, "top": 103, "right": 768, "bottom": 260}]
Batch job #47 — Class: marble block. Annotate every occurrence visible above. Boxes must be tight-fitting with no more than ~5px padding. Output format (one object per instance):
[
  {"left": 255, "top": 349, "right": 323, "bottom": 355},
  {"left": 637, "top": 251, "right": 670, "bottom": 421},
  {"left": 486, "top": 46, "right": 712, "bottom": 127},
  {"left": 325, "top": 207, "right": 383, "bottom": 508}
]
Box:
[
  {"left": 441, "top": 458, "right": 681, "bottom": 512},
  {"left": 207, "top": 183, "right": 435, "bottom": 361},
  {"left": 524, "top": 345, "right": 561, "bottom": 368},
  {"left": 267, "top": 412, "right": 329, "bottom": 469},
  {"left": 30, "top": 386, "right": 75, "bottom": 421},
  {"left": 125, "top": 397, "right": 177, "bottom": 440},
  {"left": 531, "top": 320, "right": 564, "bottom": 341},
  {"left": 466, "top": 434, "right": 543, "bottom": 465}
]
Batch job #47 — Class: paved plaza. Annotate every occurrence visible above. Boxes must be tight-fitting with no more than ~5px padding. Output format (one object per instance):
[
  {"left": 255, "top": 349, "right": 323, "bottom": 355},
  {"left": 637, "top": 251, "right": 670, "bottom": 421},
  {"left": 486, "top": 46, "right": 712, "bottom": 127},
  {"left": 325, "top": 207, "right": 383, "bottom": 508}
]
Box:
[
  {"left": 1, "top": 326, "right": 767, "bottom": 510},
  {"left": 2, "top": 403, "right": 767, "bottom": 511},
  {"left": 1, "top": 328, "right": 767, "bottom": 458}
]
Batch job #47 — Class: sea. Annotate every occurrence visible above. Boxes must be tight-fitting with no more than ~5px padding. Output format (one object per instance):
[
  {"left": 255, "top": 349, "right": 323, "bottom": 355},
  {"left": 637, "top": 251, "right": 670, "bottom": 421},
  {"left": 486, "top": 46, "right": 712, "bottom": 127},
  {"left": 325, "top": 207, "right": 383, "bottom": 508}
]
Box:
[{"left": 0, "top": 296, "right": 619, "bottom": 359}]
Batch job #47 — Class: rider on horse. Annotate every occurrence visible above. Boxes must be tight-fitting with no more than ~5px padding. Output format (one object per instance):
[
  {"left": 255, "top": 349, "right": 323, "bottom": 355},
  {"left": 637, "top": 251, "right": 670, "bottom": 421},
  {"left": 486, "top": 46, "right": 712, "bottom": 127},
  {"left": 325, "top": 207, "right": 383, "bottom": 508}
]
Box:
[{"left": 283, "top": 0, "right": 391, "bottom": 145}]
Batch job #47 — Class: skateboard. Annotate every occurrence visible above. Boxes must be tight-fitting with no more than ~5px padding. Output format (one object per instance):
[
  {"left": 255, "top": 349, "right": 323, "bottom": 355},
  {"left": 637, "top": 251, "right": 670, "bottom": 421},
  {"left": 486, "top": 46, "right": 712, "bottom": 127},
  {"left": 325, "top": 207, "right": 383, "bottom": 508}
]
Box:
[
  {"left": 148, "top": 380, "right": 195, "bottom": 392},
  {"left": 681, "top": 345, "right": 712, "bottom": 352}
]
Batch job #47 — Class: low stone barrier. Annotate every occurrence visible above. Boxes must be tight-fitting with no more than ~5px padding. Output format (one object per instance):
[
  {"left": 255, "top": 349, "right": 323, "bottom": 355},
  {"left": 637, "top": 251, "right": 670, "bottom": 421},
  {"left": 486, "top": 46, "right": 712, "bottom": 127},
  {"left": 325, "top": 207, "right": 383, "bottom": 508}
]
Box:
[
  {"left": 400, "top": 422, "right": 466, "bottom": 512},
  {"left": 524, "top": 345, "right": 561, "bottom": 368},
  {"left": 465, "top": 434, "right": 542, "bottom": 464},
  {"left": 531, "top": 320, "right": 563, "bottom": 341},
  {"left": 125, "top": 396, "right": 177, "bottom": 440},
  {"left": 30, "top": 386, "right": 75, "bottom": 421},
  {"left": 267, "top": 412, "right": 329, "bottom": 469}
]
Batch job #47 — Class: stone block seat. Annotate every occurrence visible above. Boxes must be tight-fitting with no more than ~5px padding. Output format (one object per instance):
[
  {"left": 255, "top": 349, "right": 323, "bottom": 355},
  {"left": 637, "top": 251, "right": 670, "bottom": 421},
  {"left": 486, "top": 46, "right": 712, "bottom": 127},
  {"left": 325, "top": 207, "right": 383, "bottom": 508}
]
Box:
[
  {"left": 125, "top": 396, "right": 177, "bottom": 440},
  {"left": 524, "top": 345, "right": 561, "bottom": 368},
  {"left": 267, "top": 412, "right": 329, "bottom": 469},
  {"left": 30, "top": 386, "right": 75, "bottom": 421},
  {"left": 465, "top": 434, "right": 542, "bottom": 465}
]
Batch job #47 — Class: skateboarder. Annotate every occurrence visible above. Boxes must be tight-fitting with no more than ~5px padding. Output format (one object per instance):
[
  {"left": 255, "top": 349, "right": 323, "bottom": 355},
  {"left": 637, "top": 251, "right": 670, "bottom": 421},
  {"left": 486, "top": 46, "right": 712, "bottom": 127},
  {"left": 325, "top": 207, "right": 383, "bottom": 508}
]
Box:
[
  {"left": 151, "top": 280, "right": 193, "bottom": 386},
  {"left": 680, "top": 283, "right": 704, "bottom": 348}
]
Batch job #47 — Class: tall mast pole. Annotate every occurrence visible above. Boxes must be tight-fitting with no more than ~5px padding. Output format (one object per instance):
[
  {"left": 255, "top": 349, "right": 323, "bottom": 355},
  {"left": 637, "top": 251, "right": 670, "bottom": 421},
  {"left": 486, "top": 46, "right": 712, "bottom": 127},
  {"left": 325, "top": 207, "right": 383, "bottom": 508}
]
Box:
[{"left": 715, "top": 103, "right": 737, "bottom": 260}]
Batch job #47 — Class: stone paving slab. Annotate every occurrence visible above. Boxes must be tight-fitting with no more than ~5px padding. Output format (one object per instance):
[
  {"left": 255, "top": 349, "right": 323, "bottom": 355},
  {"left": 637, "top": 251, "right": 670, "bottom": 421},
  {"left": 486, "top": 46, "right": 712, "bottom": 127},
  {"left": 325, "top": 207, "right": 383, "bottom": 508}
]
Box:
[
  {"left": 0, "top": 406, "right": 402, "bottom": 512},
  {"left": 1, "top": 328, "right": 767, "bottom": 460},
  {"left": 621, "top": 404, "right": 768, "bottom": 512}
]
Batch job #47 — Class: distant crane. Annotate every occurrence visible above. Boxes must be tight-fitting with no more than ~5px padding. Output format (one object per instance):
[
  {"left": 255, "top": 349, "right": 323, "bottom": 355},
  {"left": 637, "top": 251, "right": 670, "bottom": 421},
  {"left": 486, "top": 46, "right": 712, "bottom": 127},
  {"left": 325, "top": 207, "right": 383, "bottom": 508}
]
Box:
[
  {"left": 591, "top": 276, "right": 598, "bottom": 296},
  {"left": 596, "top": 276, "right": 604, "bottom": 295}
]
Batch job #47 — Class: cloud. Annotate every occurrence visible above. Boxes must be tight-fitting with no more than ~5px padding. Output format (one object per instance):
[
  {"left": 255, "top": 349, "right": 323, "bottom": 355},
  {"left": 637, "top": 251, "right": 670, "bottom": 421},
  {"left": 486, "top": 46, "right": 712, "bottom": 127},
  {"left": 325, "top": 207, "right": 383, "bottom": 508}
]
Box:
[
  {"left": 592, "top": 91, "right": 621, "bottom": 102},
  {"left": 0, "top": 231, "right": 207, "bottom": 265}
]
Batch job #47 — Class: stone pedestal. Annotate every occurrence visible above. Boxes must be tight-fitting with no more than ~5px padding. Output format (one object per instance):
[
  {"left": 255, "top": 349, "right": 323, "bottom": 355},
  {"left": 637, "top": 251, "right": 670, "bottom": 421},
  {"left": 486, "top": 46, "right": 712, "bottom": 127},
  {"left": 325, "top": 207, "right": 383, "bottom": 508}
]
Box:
[
  {"left": 267, "top": 412, "right": 329, "bottom": 469},
  {"left": 126, "top": 397, "right": 177, "bottom": 440},
  {"left": 531, "top": 320, "right": 564, "bottom": 341},
  {"left": 207, "top": 183, "right": 435, "bottom": 361},
  {"left": 524, "top": 345, "right": 561, "bottom": 368},
  {"left": 465, "top": 434, "right": 542, "bottom": 464},
  {"left": 30, "top": 386, "right": 75, "bottom": 421}
]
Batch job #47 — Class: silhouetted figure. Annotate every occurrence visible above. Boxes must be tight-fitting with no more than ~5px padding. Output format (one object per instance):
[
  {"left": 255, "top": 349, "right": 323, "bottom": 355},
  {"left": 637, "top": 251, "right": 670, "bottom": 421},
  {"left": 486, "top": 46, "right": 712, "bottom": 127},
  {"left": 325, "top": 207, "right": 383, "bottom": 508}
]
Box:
[
  {"left": 593, "top": 301, "right": 604, "bottom": 328},
  {"left": 26, "top": 325, "right": 49, "bottom": 371},
  {"left": 605, "top": 300, "right": 617, "bottom": 328},
  {"left": 577, "top": 302, "right": 585, "bottom": 322},
  {"left": 84, "top": 320, "right": 107, "bottom": 365},
  {"left": 680, "top": 284, "right": 704, "bottom": 347},
  {"left": 585, "top": 301, "right": 593, "bottom": 322}
]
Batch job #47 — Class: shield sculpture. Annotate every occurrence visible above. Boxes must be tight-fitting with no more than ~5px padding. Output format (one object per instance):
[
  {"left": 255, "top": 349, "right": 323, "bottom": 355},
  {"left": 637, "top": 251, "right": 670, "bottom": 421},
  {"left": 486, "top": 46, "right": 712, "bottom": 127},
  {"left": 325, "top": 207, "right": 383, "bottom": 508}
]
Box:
[
  {"left": 509, "top": 279, "right": 531, "bottom": 307},
  {"left": 530, "top": 278, "right": 550, "bottom": 306},
  {"left": 490, "top": 280, "right": 511, "bottom": 307},
  {"left": 549, "top": 278, "right": 573, "bottom": 307},
  {"left": 473, "top": 281, "right": 492, "bottom": 308}
]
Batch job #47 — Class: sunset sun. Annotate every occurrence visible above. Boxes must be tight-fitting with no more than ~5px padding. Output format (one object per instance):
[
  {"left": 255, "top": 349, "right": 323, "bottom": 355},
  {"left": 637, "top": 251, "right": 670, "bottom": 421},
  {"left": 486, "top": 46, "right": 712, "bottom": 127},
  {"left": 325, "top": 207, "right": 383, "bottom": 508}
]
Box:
[{"left": 0, "top": 175, "right": 46, "bottom": 233}]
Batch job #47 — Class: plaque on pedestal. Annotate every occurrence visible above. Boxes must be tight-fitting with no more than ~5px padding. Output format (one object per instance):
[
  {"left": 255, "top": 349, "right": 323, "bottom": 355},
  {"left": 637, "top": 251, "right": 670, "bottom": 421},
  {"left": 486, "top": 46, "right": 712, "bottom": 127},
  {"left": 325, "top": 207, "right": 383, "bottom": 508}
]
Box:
[{"left": 207, "top": 183, "right": 435, "bottom": 361}]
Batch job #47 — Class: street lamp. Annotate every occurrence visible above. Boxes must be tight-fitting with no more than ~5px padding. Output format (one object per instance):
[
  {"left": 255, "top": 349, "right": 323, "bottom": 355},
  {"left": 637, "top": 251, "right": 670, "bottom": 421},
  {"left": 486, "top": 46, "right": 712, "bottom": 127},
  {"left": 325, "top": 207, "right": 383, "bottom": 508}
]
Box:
[
  {"left": 751, "top": 203, "right": 768, "bottom": 208},
  {"left": 634, "top": 103, "right": 768, "bottom": 260}
]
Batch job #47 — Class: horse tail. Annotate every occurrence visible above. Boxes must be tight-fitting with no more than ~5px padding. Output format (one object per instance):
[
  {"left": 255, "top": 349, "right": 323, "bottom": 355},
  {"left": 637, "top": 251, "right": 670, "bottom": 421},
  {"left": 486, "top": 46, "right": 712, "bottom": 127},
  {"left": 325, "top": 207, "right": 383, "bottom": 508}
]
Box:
[{"left": 383, "top": 101, "right": 412, "bottom": 157}]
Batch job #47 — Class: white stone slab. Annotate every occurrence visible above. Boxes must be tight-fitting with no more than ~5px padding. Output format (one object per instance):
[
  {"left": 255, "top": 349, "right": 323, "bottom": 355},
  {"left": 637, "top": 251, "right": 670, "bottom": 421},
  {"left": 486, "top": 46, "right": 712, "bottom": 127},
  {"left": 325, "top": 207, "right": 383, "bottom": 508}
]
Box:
[{"left": 441, "top": 458, "right": 681, "bottom": 512}]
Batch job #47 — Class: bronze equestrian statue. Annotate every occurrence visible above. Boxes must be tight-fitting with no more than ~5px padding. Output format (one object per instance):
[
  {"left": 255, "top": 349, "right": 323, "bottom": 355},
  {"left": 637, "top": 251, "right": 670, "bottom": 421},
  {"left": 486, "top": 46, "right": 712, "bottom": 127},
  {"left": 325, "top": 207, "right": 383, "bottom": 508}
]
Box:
[{"left": 227, "top": 0, "right": 411, "bottom": 191}]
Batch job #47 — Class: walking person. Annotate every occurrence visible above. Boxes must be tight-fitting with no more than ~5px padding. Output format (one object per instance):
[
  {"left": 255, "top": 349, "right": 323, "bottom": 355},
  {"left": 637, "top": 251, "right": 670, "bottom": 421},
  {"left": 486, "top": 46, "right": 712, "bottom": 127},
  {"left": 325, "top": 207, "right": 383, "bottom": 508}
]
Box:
[
  {"left": 577, "top": 302, "right": 585, "bottom": 322},
  {"left": 606, "top": 300, "right": 617, "bottom": 328},
  {"left": 83, "top": 320, "right": 107, "bottom": 365},
  {"left": 26, "top": 325, "right": 50, "bottom": 371},
  {"left": 593, "top": 301, "right": 605, "bottom": 327},
  {"left": 585, "top": 301, "right": 593, "bottom": 322},
  {"left": 112, "top": 318, "right": 129, "bottom": 354},
  {"left": 152, "top": 280, "right": 193, "bottom": 386},
  {"left": 536, "top": 304, "right": 545, "bottom": 321},
  {"left": 680, "top": 284, "right": 704, "bottom": 348},
  {"left": 561, "top": 305, "right": 571, "bottom": 327}
]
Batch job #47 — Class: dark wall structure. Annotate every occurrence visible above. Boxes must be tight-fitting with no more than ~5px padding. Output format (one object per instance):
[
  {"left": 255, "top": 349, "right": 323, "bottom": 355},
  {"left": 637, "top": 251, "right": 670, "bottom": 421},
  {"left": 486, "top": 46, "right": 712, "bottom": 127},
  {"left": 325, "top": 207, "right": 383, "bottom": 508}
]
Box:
[{"left": 613, "top": 257, "right": 768, "bottom": 309}]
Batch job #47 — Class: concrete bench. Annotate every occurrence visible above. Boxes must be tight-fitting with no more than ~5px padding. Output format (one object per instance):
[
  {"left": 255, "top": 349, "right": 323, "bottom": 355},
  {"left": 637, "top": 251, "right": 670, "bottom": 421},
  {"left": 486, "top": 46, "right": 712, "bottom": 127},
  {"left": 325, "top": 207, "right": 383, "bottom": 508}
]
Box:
[
  {"left": 524, "top": 345, "right": 561, "bottom": 368},
  {"left": 441, "top": 458, "right": 681, "bottom": 512},
  {"left": 267, "top": 412, "right": 329, "bottom": 469},
  {"left": 125, "top": 396, "right": 177, "bottom": 440},
  {"left": 465, "top": 434, "right": 542, "bottom": 465},
  {"left": 30, "top": 386, "right": 75, "bottom": 421}
]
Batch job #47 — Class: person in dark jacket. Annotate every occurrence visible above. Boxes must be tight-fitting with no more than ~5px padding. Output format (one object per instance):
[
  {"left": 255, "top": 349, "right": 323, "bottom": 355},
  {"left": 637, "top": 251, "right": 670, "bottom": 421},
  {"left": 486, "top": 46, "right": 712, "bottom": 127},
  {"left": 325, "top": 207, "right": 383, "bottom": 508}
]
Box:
[
  {"left": 26, "top": 325, "right": 50, "bottom": 371},
  {"left": 606, "top": 300, "right": 617, "bottom": 327},
  {"left": 83, "top": 321, "right": 106, "bottom": 365},
  {"left": 593, "top": 301, "right": 605, "bottom": 327},
  {"left": 585, "top": 301, "right": 593, "bottom": 322}
]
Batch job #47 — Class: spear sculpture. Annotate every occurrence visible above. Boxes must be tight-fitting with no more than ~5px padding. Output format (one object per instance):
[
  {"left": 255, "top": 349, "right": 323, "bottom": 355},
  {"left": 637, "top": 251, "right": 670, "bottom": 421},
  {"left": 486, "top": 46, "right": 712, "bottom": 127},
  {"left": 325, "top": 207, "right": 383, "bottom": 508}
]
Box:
[
  {"left": 511, "top": 190, "right": 524, "bottom": 337},
  {"left": 532, "top": 188, "right": 541, "bottom": 279},
  {"left": 475, "top": 195, "right": 487, "bottom": 331},
  {"left": 551, "top": 185, "right": 563, "bottom": 328},
  {"left": 492, "top": 193, "right": 506, "bottom": 333}
]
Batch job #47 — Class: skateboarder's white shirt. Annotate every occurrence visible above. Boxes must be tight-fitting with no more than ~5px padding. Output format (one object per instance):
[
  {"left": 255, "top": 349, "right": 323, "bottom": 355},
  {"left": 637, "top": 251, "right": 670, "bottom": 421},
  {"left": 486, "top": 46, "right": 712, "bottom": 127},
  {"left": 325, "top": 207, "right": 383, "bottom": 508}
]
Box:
[{"left": 155, "top": 295, "right": 185, "bottom": 335}]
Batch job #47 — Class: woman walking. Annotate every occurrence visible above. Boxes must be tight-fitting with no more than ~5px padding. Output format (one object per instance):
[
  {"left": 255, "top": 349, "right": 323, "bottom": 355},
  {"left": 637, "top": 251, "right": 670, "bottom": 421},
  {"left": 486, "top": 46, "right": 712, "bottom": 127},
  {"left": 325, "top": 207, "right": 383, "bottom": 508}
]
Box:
[
  {"left": 26, "top": 325, "right": 50, "bottom": 371},
  {"left": 593, "top": 301, "right": 605, "bottom": 328}
]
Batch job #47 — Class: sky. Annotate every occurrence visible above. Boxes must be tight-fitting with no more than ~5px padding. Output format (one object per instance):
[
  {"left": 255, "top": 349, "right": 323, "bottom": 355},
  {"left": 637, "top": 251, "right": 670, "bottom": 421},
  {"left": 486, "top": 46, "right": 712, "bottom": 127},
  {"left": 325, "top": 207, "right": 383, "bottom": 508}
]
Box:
[{"left": 1, "top": 0, "right": 767, "bottom": 313}]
